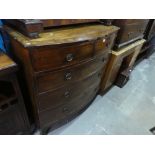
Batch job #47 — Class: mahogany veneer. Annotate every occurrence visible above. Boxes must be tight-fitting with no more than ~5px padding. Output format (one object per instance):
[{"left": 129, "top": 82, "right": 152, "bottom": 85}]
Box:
[{"left": 4, "top": 24, "right": 119, "bottom": 134}]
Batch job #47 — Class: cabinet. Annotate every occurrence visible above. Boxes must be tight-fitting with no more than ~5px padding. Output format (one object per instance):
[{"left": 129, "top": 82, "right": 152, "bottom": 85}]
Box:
[
  {"left": 0, "top": 52, "right": 30, "bottom": 134},
  {"left": 4, "top": 24, "right": 119, "bottom": 134}
]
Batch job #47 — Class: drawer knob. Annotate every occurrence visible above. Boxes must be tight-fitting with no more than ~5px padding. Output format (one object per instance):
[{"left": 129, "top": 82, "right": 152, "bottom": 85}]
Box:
[
  {"left": 63, "top": 107, "right": 69, "bottom": 113},
  {"left": 128, "top": 32, "right": 133, "bottom": 38},
  {"left": 64, "top": 91, "right": 70, "bottom": 98},
  {"left": 66, "top": 53, "right": 74, "bottom": 62},
  {"left": 65, "top": 72, "right": 72, "bottom": 80}
]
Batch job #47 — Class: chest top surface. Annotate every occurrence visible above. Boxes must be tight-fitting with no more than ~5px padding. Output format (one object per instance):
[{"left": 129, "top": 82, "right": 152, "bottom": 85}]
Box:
[
  {"left": 5, "top": 24, "right": 119, "bottom": 47},
  {"left": 0, "top": 52, "right": 17, "bottom": 73}
]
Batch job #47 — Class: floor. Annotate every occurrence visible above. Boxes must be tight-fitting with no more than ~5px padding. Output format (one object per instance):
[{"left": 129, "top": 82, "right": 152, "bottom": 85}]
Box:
[{"left": 37, "top": 52, "right": 155, "bottom": 135}]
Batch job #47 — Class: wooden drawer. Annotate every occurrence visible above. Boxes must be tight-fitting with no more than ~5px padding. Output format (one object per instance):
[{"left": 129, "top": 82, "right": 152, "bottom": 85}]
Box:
[
  {"left": 114, "top": 19, "right": 149, "bottom": 26},
  {"left": 30, "top": 37, "right": 111, "bottom": 72},
  {"left": 39, "top": 82, "right": 99, "bottom": 127},
  {"left": 38, "top": 69, "right": 102, "bottom": 111},
  {"left": 36, "top": 53, "right": 108, "bottom": 93},
  {"left": 116, "top": 21, "right": 148, "bottom": 46}
]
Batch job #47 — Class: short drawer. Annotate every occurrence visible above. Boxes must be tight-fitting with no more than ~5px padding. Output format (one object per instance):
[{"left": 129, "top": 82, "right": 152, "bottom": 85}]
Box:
[
  {"left": 39, "top": 82, "right": 99, "bottom": 127},
  {"left": 30, "top": 36, "right": 112, "bottom": 72},
  {"left": 36, "top": 53, "right": 108, "bottom": 93},
  {"left": 37, "top": 68, "right": 102, "bottom": 111}
]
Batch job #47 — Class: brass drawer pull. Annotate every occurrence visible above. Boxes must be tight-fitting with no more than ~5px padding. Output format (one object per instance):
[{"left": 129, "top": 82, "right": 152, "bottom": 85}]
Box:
[
  {"left": 64, "top": 91, "right": 70, "bottom": 98},
  {"left": 66, "top": 53, "right": 74, "bottom": 62},
  {"left": 128, "top": 32, "right": 134, "bottom": 38},
  {"left": 63, "top": 107, "right": 69, "bottom": 113},
  {"left": 65, "top": 72, "right": 72, "bottom": 80}
]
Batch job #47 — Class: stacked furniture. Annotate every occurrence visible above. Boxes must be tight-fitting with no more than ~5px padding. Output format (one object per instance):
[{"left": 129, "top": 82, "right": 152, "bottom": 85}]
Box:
[
  {"left": 136, "top": 19, "right": 155, "bottom": 64},
  {"left": 100, "top": 19, "right": 148, "bottom": 93},
  {"left": 3, "top": 21, "right": 119, "bottom": 134},
  {"left": 0, "top": 51, "right": 30, "bottom": 134},
  {"left": 100, "top": 39, "right": 145, "bottom": 92}
]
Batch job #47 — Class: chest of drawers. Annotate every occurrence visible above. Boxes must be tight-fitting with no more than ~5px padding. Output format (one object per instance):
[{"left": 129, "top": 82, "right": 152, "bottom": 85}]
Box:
[
  {"left": 4, "top": 24, "right": 119, "bottom": 134},
  {"left": 0, "top": 52, "right": 30, "bottom": 134}
]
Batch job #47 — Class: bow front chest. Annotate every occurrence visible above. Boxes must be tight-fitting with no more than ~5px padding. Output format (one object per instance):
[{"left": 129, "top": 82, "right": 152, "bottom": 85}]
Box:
[{"left": 4, "top": 24, "right": 119, "bottom": 134}]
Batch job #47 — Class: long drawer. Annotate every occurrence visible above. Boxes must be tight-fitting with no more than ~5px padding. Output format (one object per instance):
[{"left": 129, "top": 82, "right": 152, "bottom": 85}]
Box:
[
  {"left": 39, "top": 81, "right": 99, "bottom": 127},
  {"left": 30, "top": 35, "right": 114, "bottom": 72},
  {"left": 36, "top": 53, "right": 108, "bottom": 93},
  {"left": 114, "top": 19, "right": 149, "bottom": 26},
  {"left": 37, "top": 68, "right": 102, "bottom": 112}
]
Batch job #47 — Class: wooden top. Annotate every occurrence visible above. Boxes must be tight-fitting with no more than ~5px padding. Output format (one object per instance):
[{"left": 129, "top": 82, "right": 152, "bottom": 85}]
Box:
[
  {"left": 112, "top": 39, "right": 146, "bottom": 56},
  {"left": 0, "top": 52, "right": 17, "bottom": 75},
  {"left": 5, "top": 24, "right": 119, "bottom": 47}
]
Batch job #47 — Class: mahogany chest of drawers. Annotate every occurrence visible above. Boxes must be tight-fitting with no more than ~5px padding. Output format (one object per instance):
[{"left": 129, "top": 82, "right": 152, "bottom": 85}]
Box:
[
  {"left": 0, "top": 52, "right": 30, "bottom": 134},
  {"left": 4, "top": 24, "right": 119, "bottom": 134},
  {"left": 102, "top": 19, "right": 149, "bottom": 49}
]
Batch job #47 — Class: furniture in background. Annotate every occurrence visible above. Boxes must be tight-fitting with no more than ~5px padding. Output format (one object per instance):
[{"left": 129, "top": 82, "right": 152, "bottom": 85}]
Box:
[
  {"left": 100, "top": 39, "right": 145, "bottom": 94},
  {"left": 135, "top": 20, "right": 155, "bottom": 64},
  {"left": 101, "top": 19, "right": 149, "bottom": 49},
  {"left": 0, "top": 51, "right": 30, "bottom": 134}
]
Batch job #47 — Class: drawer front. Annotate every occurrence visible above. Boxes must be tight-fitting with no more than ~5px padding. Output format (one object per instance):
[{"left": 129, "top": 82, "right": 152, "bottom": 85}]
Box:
[
  {"left": 114, "top": 19, "right": 149, "bottom": 26},
  {"left": 116, "top": 21, "right": 148, "bottom": 45},
  {"left": 30, "top": 37, "right": 112, "bottom": 72},
  {"left": 39, "top": 82, "right": 99, "bottom": 127},
  {"left": 38, "top": 68, "right": 102, "bottom": 111},
  {"left": 37, "top": 53, "right": 108, "bottom": 93}
]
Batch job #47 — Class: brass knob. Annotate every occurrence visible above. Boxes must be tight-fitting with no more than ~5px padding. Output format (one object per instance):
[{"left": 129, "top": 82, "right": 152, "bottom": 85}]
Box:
[
  {"left": 63, "top": 107, "right": 69, "bottom": 113},
  {"left": 65, "top": 72, "right": 72, "bottom": 80},
  {"left": 64, "top": 91, "right": 70, "bottom": 98},
  {"left": 128, "top": 32, "right": 133, "bottom": 38},
  {"left": 66, "top": 53, "right": 74, "bottom": 62}
]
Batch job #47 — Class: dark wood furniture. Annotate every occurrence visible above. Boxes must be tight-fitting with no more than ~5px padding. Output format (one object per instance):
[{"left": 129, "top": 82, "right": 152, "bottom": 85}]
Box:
[
  {"left": 3, "top": 19, "right": 100, "bottom": 38},
  {"left": 135, "top": 20, "right": 155, "bottom": 65},
  {"left": 4, "top": 24, "right": 119, "bottom": 134},
  {"left": 0, "top": 52, "right": 30, "bottom": 134},
  {"left": 101, "top": 19, "right": 149, "bottom": 49},
  {"left": 144, "top": 19, "right": 155, "bottom": 41},
  {"left": 100, "top": 39, "right": 145, "bottom": 94}
]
